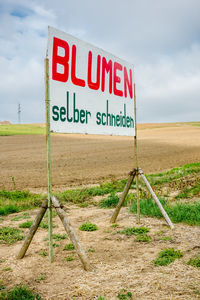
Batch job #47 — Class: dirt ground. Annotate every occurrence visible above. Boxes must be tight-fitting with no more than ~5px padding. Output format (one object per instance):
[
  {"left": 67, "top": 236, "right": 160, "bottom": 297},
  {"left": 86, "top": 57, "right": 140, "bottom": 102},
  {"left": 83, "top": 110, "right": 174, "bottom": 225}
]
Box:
[
  {"left": 0, "top": 205, "right": 200, "bottom": 299},
  {"left": 0, "top": 123, "right": 199, "bottom": 192}
]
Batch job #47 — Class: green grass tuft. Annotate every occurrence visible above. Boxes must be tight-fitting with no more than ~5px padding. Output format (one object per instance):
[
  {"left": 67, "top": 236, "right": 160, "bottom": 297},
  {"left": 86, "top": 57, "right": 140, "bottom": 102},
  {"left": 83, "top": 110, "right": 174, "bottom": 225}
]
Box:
[
  {"left": 134, "top": 234, "right": 151, "bottom": 243},
  {"left": 120, "top": 226, "right": 149, "bottom": 236},
  {"left": 117, "top": 289, "right": 132, "bottom": 299},
  {"left": 153, "top": 248, "right": 183, "bottom": 266},
  {"left": 187, "top": 255, "right": 200, "bottom": 268},
  {"left": 66, "top": 256, "right": 74, "bottom": 261},
  {"left": 99, "top": 193, "right": 120, "bottom": 208},
  {"left": 79, "top": 222, "right": 98, "bottom": 231},
  {"left": 19, "top": 221, "right": 33, "bottom": 228},
  {"left": 0, "top": 285, "right": 43, "bottom": 299},
  {"left": 0, "top": 227, "right": 24, "bottom": 244},
  {"left": 63, "top": 243, "right": 74, "bottom": 251},
  {"left": 52, "top": 233, "right": 67, "bottom": 241}
]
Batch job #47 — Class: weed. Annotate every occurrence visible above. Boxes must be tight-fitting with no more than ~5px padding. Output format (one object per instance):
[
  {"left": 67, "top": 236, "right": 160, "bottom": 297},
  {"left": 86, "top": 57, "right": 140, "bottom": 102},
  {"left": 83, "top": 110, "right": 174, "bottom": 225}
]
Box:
[
  {"left": 0, "top": 285, "right": 43, "bottom": 299},
  {"left": 66, "top": 256, "right": 74, "bottom": 261},
  {"left": 134, "top": 234, "right": 151, "bottom": 243},
  {"left": 98, "top": 297, "right": 108, "bottom": 300},
  {"left": 120, "top": 226, "right": 149, "bottom": 236},
  {"left": 0, "top": 285, "right": 5, "bottom": 291},
  {"left": 153, "top": 248, "right": 183, "bottom": 266},
  {"left": 36, "top": 274, "right": 46, "bottom": 282},
  {"left": 187, "top": 255, "right": 200, "bottom": 268},
  {"left": 161, "top": 236, "right": 173, "bottom": 241},
  {"left": 175, "top": 182, "right": 200, "bottom": 200},
  {"left": 146, "top": 163, "right": 200, "bottom": 186},
  {"left": 0, "top": 227, "right": 24, "bottom": 244},
  {"left": 19, "top": 221, "right": 33, "bottom": 228},
  {"left": 2, "top": 267, "right": 12, "bottom": 272},
  {"left": 52, "top": 233, "right": 67, "bottom": 241},
  {"left": 39, "top": 250, "right": 48, "bottom": 257},
  {"left": 99, "top": 193, "right": 120, "bottom": 208},
  {"left": 39, "top": 222, "right": 48, "bottom": 229},
  {"left": 63, "top": 243, "right": 74, "bottom": 251},
  {"left": 88, "top": 248, "right": 95, "bottom": 252},
  {"left": 79, "top": 222, "right": 98, "bottom": 231},
  {"left": 111, "top": 223, "right": 119, "bottom": 228},
  {"left": 11, "top": 176, "right": 16, "bottom": 190},
  {"left": 52, "top": 243, "right": 59, "bottom": 248},
  {"left": 12, "top": 214, "right": 31, "bottom": 221},
  {"left": 117, "top": 289, "right": 132, "bottom": 299}
]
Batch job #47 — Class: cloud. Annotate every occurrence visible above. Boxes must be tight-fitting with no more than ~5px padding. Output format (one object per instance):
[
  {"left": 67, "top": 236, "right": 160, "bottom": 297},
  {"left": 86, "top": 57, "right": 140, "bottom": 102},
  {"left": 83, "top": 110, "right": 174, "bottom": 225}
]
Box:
[{"left": 0, "top": 0, "right": 200, "bottom": 123}]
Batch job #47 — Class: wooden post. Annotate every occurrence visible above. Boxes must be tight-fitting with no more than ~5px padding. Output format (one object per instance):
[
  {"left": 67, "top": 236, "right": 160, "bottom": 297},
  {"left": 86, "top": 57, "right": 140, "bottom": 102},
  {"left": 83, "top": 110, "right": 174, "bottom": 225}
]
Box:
[
  {"left": 110, "top": 169, "right": 136, "bottom": 224},
  {"left": 45, "top": 57, "right": 53, "bottom": 263},
  {"left": 51, "top": 196, "right": 90, "bottom": 271},
  {"left": 17, "top": 199, "right": 48, "bottom": 259},
  {"left": 138, "top": 168, "right": 174, "bottom": 229},
  {"left": 134, "top": 83, "right": 140, "bottom": 223}
]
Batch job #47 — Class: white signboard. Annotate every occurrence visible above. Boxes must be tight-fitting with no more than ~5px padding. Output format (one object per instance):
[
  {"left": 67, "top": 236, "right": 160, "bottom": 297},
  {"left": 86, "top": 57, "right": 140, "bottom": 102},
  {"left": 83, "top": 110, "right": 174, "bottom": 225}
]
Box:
[{"left": 47, "top": 26, "right": 135, "bottom": 136}]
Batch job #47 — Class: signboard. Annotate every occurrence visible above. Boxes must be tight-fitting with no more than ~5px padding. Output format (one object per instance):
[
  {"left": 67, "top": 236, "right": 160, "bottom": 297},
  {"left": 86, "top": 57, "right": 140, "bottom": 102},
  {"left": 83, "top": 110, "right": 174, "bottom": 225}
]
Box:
[{"left": 47, "top": 26, "right": 135, "bottom": 136}]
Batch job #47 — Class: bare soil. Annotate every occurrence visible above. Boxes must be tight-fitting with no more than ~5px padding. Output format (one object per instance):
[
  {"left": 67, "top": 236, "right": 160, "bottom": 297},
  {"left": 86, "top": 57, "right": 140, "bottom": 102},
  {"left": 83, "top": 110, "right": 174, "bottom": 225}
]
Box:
[
  {"left": 0, "top": 123, "right": 199, "bottom": 192},
  {"left": 0, "top": 206, "right": 200, "bottom": 299}
]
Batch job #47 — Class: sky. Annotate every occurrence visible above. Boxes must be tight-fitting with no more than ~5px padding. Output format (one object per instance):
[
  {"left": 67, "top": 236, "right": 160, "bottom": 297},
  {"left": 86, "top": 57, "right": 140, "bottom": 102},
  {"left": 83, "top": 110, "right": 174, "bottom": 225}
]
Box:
[{"left": 0, "top": 0, "right": 200, "bottom": 124}]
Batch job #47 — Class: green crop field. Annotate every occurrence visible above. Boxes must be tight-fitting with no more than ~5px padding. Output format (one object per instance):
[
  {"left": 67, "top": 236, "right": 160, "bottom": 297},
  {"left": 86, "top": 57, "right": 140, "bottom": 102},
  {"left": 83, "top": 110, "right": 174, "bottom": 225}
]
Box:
[{"left": 0, "top": 124, "right": 45, "bottom": 136}]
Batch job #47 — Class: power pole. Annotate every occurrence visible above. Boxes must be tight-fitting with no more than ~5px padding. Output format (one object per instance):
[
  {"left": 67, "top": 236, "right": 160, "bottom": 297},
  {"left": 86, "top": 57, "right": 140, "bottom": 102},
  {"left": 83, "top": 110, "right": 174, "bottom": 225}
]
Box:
[{"left": 18, "top": 103, "right": 21, "bottom": 124}]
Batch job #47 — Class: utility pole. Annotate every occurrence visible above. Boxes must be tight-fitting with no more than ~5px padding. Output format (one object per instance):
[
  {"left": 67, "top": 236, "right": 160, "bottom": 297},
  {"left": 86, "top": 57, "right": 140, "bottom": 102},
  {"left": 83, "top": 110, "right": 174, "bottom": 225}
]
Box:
[{"left": 18, "top": 103, "right": 21, "bottom": 124}]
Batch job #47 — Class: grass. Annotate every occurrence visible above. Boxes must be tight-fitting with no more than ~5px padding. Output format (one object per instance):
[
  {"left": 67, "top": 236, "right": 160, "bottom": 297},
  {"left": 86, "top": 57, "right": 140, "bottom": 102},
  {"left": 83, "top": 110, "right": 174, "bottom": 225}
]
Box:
[
  {"left": 187, "top": 255, "right": 200, "bottom": 268},
  {"left": 11, "top": 213, "right": 31, "bottom": 221},
  {"left": 175, "top": 181, "right": 200, "bottom": 199},
  {"left": 0, "top": 285, "right": 42, "bottom": 299},
  {"left": 144, "top": 162, "right": 200, "bottom": 187},
  {"left": 0, "top": 124, "right": 45, "bottom": 136},
  {"left": 56, "top": 180, "right": 126, "bottom": 205},
  {"left": 0, "top": 162, "right": 199, "bottom": 227},
  {"left": 0, "top": 190, "right": 43, "bottom": 216},
  {"left": 65, "top": 256, "right": 74, "bottom": 261},
  {"left": 52, "top": 233, "right": 67, "bottom": 241},
  {"left": 63, "top": 243, "right": 74, "bottom": 251},
  {"left": 39, "top": 250, "right": 48, "bottom": 257},
  {"left": 160, "top": 236, "right": 173, "bottom": 241},
  {"left": 79, "top": 222, "right": 98, "bottom": 231},
  {"left": 134, "top": 234, "right": 151, "bottom": 243},
  {"left": 153, "top": 248, "right": 183, "bottom": 266},
  {"left": 99, "top": 193, "right": 121, "bottom": 208},
  {"left": 117, "top": 289, "right": 132, "bottom": 299},
  {"left": 120, "top": 226, "right": 149, "bottom": 236},
  {"left": 0, "top": 227, "right": 24, "bottom": 244},
  {"left": 19, "top": 221, "right": 33, "bottom": 228},
  {"left": 130, "top": 198, "right": 200, "bottom": 226}
]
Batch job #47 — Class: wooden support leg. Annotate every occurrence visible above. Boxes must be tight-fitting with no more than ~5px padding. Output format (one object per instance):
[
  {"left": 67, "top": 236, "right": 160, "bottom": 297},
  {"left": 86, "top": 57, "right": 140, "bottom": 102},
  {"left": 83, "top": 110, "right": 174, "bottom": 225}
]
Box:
[
  {"left": 51, "top": 196, "right": 90, "bottom": 271},
  {"left": 110, "top": 169, "right": 136, "bottom": 224},
  {"left": 138, "top": 168, "right": 174, "bottom": 229},
  {"left": 17, "top": 198, "right": 48, "bottom": 259}
]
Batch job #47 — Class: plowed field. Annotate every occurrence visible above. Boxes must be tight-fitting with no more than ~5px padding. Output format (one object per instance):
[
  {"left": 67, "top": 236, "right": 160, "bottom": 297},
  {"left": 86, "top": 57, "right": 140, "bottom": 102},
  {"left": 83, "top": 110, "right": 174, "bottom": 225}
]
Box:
[{"left": 0, "top": 123, "right": 199, "bottom": 192}]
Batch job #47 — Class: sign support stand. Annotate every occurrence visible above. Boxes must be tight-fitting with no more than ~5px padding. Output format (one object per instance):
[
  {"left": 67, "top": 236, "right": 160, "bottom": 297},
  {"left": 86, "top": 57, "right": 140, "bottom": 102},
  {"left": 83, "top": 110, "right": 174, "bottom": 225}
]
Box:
[
  {"left": 45, "top": 57, "right": 53, "bottom": 263},
  {"left": 110, "top": 84, "right": 174, "bottom": 229}
]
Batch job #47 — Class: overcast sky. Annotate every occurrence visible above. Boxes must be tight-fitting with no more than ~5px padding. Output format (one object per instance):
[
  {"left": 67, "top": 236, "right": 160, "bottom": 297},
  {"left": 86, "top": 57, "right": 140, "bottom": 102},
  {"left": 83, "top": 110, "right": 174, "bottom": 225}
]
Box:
[{"left": 0, "top": 0, "right": 200, "bottom": 123}]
